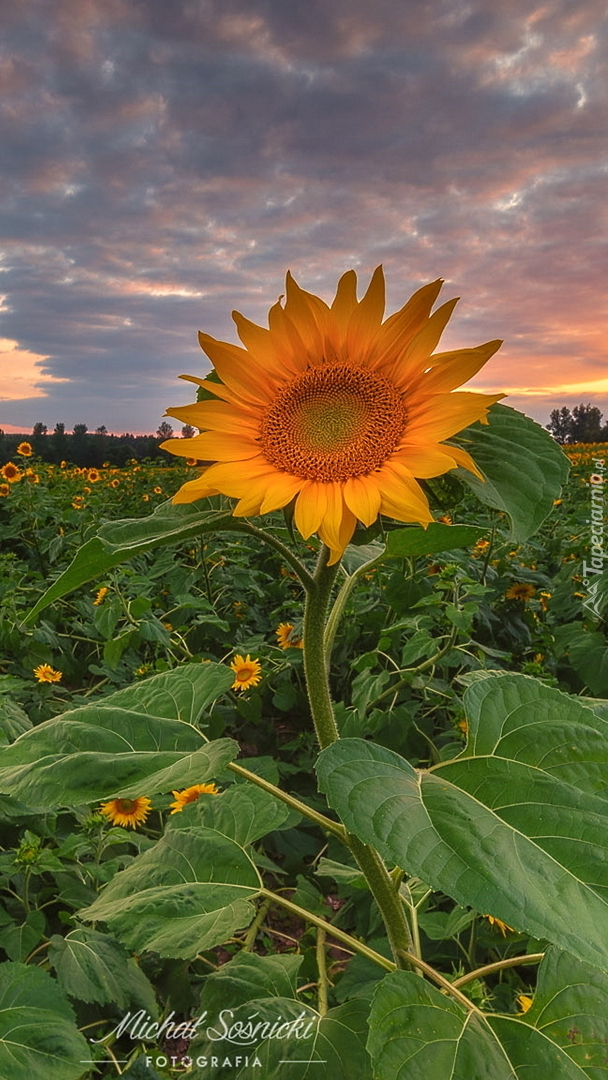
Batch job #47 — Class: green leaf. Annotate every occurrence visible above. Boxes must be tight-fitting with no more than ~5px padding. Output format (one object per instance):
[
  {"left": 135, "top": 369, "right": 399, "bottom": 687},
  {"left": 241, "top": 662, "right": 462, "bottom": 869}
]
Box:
[
  {"left": 168, "top": 782, "right": 291, "bottom": 845},
  {"left": 451, "top": 404, "right": 570, "bottom": 541},
  {"left": 190, "top": 995, "right": 372, "bottom": 1080},
  {"left": 0, "top": 664, "right": 237, "bottom": 805},
  {"left": 317, "top": 735, "right": 608, "bottom": 971},
  {"left": 0, "top": 910, "right": 45, "bottom": 962},
  {"left": 23, "top": 502, "right": 237, "bottom": 625},
  {"left": 568, "top": 632, "right": 608, "bottom": 696},
  {"left": 198, "top": 951, "right": 303, "bottom": 1010},
  {"left": 367, "top": 969, "right": 592, "bottom": 1080},
  {"left": 384, "top": 521, "right": 487, "bottom": 557},
  {"left": 461, "top": 671, "right": 608, "bottom": 798},
  {"left": 48, "top": 928, "right": 158, "bottom": 1011},
  {"left": 0, "top": 962, "right": 89, "bottom": 1080},
  {"left": 79, "top": 826, "right": 261, "bottom": 958},
  {"left": 0, "top": 698, "right": 32, "bottom": 746},
  {"left": 523, "top": 946, "right": 608, "bottom": 1066}
]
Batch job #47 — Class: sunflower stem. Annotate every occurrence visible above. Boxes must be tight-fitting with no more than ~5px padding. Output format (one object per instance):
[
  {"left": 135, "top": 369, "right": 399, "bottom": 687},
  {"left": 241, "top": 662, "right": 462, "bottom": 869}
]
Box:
[
  {"left": 302, "top": 546, "right": 342, "bottom": 749},
  {"left": 302, "top": 545, "right": 414, "bottom": 965}
]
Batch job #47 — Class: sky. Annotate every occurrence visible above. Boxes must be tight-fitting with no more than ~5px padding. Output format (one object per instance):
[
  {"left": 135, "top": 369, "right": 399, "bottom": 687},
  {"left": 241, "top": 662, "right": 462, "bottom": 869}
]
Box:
[{"left": 1, "top": 0, "right": 607, "bottom": 436}]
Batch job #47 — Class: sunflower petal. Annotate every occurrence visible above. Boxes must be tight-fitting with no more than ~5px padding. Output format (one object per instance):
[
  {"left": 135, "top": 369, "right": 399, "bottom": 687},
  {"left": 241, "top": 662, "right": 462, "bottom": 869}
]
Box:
[
  {"left": 343, "top": 474, "right": 382, "bottom": 526},
  {"left": 405, "top": 391, "right": 505, "bottom": 441},
  {"left": 198, "top": 332, "right": 275, "bottom": 403},
  {"left": 294, "top": 482, "right": 329, "bottom": 539},
  {"left": 166, "top": 400, "right": 260, "bottom": 434}
]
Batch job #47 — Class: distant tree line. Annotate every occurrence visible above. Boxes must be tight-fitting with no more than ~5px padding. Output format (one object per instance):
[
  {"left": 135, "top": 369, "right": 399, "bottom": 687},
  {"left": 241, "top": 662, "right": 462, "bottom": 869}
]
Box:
[
  {"left": 0, "top": 421, "right": 196, "bottom": 467},
  {"left": 547, "top": 403, "right": 608, "bottom": 444}
]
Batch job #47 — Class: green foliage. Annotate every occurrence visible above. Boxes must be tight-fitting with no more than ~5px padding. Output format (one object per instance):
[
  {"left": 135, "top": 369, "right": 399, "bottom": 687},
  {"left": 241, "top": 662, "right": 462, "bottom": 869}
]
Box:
[
  {"left": 0, "top": 428, "right": 603, "bottom": 1080},
  {"left": 0, "top": 963, "right": 88, "bottom": 1080},
  {"left": 452, "top": 403, "right": 570, "bottom": 540}
]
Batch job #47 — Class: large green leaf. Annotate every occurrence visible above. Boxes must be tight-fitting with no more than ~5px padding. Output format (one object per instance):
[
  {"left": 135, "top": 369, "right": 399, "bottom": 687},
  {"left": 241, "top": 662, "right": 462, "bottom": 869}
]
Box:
[
  {"left": 191, "top": 967, "right": 371, "bottom": 1075},
  {"left": 461, "top": 672, "right": 608, "bottom": 798},
  {"left": 48, "top": 928, "right": 158, "bottom": 1011},
  {"left": 384, "top": 521, "right": 487, "bottom": 557},
  {"left": 197, "top": 951, "right": 303, "bottom": 1007},
  {"left": 367, "top": 964, "right": 599, "bottom": 1080},
  {"left": 167, "top": 782, "right": 291, "bottom": 844},
  {"left": 451, "top": 404, "right": 570, "bottom": 541},
  {"left": 23, "top": 502, "right": 236, "bottom": 625},
  {"left": 0, "top": 665, "right": 237, "bottom": 805},
  {"left": 79, "top": 826, "right": 261, "bottom": 958},
  {"left": 317, "top": 733, "right": 608, "bottom": 971},
  {"left": 0, "top": 963, "right": 89, "bottom": 1080}
]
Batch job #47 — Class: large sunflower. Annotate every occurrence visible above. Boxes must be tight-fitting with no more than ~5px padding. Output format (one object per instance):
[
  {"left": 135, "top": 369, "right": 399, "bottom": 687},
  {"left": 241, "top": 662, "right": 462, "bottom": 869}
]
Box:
[{"left": 162, "top": 268, "right": 503, "bottom": 563}]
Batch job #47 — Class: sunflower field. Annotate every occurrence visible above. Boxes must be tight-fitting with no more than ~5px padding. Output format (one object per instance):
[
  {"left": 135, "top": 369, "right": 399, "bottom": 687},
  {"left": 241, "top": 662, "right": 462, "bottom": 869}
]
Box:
[{"left": 1, "top": 275, "right": 608, "bottom": 1080}]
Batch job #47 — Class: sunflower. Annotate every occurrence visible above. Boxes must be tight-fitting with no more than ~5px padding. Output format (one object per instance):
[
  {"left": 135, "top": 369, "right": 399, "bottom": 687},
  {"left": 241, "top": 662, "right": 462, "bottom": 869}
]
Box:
[
  {"left": 110, "top": 478, "right": 120, "bottom": 488},
  {"left": 16, "top": 441, "right": 33, "bottom": 457},
  {"left": 88, "top": 469, "right": 100, "bottom": 482},
  {"left": 1, "top": 462, "right": 22, "bottom": 483},
  {"left": 0, "top": 483, "right": 9, "bottom": 497},
  {"left": 516, "top": 994, "right": 533, "bottom": 1014},
  {"left": 93, "top": 587, "right": 109, "bottom": 605},
  {"left": 505, "top": 582, "right": 536, "bottom": 601},
  {"left": 162, "top": 268, "right": 503, "bottom": 564},
  {"left": 276, "top": 622, "right": 303, "bottom": 649},
  {"left": 99, "top": 796, "right": 152, "bottom": 829},
  {"left": 169, "top": 782, "right": 219, "bottom": 813},
  {"left": 230, "top": 654, "right": 262, "bottom": 691},
  {"left": 33, "top": 664, "right": 63, "bottom": 683}
]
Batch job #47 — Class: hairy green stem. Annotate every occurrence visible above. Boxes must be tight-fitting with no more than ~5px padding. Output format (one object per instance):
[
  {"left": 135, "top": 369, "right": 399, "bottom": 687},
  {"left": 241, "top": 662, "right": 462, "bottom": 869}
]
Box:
[
  {"left": 302, "top": 545, "right": 414, "bottom": 964},
  {"left": 302, "top": 546, "right": 342, "bottom": 748},
  {"left": 258, "top": 887, "right": 395, "bottom": 972},
  {"left": 451, "top": 952, "right": 545, "bottom": 989},
  {"left": 228, "top": 761, "right": 348, "bottom": 842},
  {"left": 234, "top": 521, "right": 315, "bottom": 592},
  {"left": 316, "top": 926, "right": 329, "bottom": 1016}
]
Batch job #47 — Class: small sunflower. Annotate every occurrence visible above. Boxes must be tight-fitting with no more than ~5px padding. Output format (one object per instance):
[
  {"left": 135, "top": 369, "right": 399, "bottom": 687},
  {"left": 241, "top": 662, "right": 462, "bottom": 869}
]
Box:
[
  {"left": 276, "top": 622, "right": 303, "bottom": 649},
  {"left": 99, "top": 796, "right": 152, "bottom": 829},
  {"left": 162, "top": 268, "right": 503, "bottom": 564},
  {"left": 93, "top": 587, "right": 109, "bottom": 605},
  {"left": 169, "top": 782, "right": 219, "bottom": 813},
  {"left": 516, "top": 994, "right": 533, "bottom": 1014},
  {"left": 1, "top": 462, "right": 22, "bottom": 483},
  {"left": 110, "top": 477, "right": 120, "bottom": 488},
  {"left": 33, "top": 664, "right": 63, "bottom": 683},
  {"left": 230, "top": 654, "right": 262, "bottom": 691},
  {"left": 505, "top": 582, "right": 536, "bottom": 601},
  {"left": 153, "top": 486, "right": 163, "bottom": 494},
  {"left": 88, "top": 469, "right": 100, "bottom": 482},
  {"left": 16, "top": 441, "right": 33, "bottom": 457},
  {"left": 0, "top": 483, "right": 9, "bottom": 497}
]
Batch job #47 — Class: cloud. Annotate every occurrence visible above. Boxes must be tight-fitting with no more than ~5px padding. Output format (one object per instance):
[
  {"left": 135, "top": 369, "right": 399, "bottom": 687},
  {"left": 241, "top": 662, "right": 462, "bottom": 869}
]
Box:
[
  {"left": 0, "top": 0, "right": 606, "bottom": 431},
  {"left": 0, "top": 338, "right": 68, "bottom": 401}
]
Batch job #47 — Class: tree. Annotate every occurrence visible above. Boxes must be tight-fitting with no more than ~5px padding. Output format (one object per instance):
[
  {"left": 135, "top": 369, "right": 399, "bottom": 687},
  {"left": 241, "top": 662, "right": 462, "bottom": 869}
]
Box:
[
  {"left": 571, "top": 403, "right": 602, "bottom": 444},
  {"left": 181, "top": 424, "right": 195, "bottom": 439},
  {"left": 547, "top": 404, "right": 604, "bottom": 444},
  {"left": 156, "top": 420, "right": 173, "bottom": 440},
  {"left": 51, "top": 422, "right": 67, "bottom": 463},
  {"left": 547, "top": 407, "right": 573, "bottom": 444}
]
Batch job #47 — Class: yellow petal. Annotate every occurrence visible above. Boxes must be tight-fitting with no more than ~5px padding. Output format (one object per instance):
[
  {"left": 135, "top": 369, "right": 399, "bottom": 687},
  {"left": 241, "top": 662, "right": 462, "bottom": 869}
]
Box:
[
  {"left": 375, "top": 461, "right": 433, "bottom": 524},
  {"left": 294, "top": 482, "right": 329, "bottom": 539},
  {"left": 371, "top": 279, "right": 444, "bottom": 372},
  {"left": 394, "top": 445, "right": 463, "bottom": 478},
  {"left": 231, "top": 310, "right": 301, "bottom": 379},
  {"left": 166, "top": 400, "right": 260, "bottom": 434},
  {"left": 405, "top": 392, "right": 504, "bottom": 442},
  {"left": 198, "top": 332, "right": 276, "bottom": 403},
  {"left": 409, "top": 341, "right": 503, "bottom": 395},
  {"left": 178, "top": 432, "right": 259, "bottom": 461},
  {"left": 178, "top": 373, "right": 245, "bottom": 406},
  {"left": 343, "top": 474, "right": 382, "bottom": 526},
  {"left": 386, "top": 298, "right": 459, "bottom": 387},
  {"left": 346, "top": 265, "right": 385, "bottom": 363},
  {"left": 260, "top": 473, "right": 305, "bottom": 513},
  {"left": 316, "top": 484, "right": 358, "bottom": 561}
]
